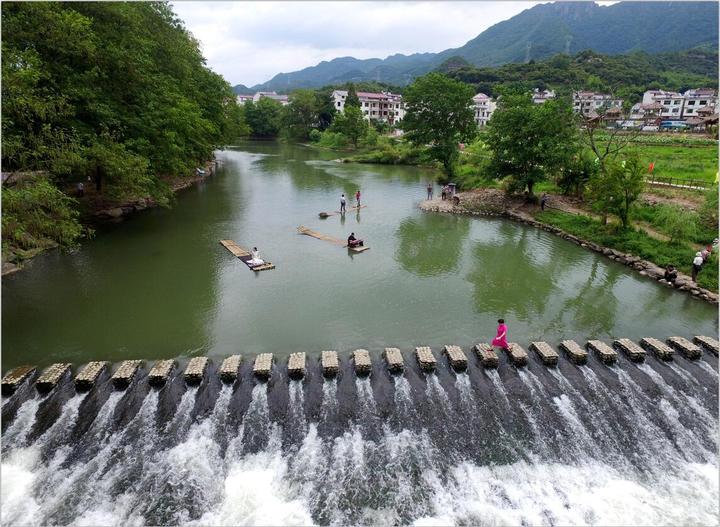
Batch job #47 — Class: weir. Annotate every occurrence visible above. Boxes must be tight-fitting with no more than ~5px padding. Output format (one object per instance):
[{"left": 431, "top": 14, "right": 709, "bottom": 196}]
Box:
[{"left": 2, "top": 336, "right": 718, "bottom": 526}]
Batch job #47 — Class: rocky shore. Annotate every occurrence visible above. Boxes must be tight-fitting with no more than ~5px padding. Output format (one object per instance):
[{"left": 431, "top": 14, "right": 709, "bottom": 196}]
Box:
[{"left": 420, "top": 189, "right": 718, "bottom": 305}]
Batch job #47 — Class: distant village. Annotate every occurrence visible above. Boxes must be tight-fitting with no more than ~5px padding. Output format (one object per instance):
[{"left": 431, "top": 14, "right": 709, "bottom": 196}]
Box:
[{"left": 237, "top": 86, "right": 719, "bottom": 133}]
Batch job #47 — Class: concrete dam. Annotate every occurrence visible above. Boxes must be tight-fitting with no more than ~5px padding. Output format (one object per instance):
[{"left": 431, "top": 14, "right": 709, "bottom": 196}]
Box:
[{"left": 2, "top": 336, "right": 718, "bottom": 525}]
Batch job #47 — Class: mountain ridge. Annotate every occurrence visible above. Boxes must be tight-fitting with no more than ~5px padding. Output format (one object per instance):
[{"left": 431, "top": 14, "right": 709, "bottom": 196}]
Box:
[{"left": 235, "top": 1, "right": 718, "bottom": 93}]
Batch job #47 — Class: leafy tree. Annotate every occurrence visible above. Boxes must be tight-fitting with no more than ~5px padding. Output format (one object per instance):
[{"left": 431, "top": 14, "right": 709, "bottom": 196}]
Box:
[
  {"left": 283, "top": 89, "right": 318, "bottom": 140},
  {"left": 244, "top": 97, "right": 283, "bottom": 137},
  {"left": 655, "top": 205, "right": 699, "bottom": 244},
  {"left": 314, "top": 90, "right": 336, "bottom": 131},
  {"left": 486, "top": 91, "right": 577, "bottom": 196},
  {"left": 402, "top": 72, "right": 476, "bottom": 177},
  {"left": 587, "top": 154, "right": 645, "bottom": 228},
  {"left": 345, "top": 84, "right": 360, "bottom": 108},
  {"left": 558, "top": 153, "right": 598, "bottom": 197},
  {"left": 700, "top": 186, "right": 719, "bottom": 231},
  {"left": 332, "top": 105, "right": 367, "bottom": 148}
]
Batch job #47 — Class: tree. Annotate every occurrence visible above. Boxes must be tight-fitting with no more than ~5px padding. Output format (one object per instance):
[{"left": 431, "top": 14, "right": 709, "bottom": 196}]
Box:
[
  {"left": 244, "top": 97, "right": 283, "bottom": 137},
  {"left": 587, "top": 154, "right": 645, "bottom": 228},
  {"left": 314, "top": 90, "right": 336, "bottom": 131},
  {"left": 345, "top": 84, "right": 360, "bottom": 108},
  {"left": 486, "top": 91, "right": 577, "bottom": 196},
  {"left": 332, "top": 105, "right": 367, "bottom": 148},
  {"left": 283, "top": 89, "right": 318, "bottom": 140},
  {"left": 402, "top": 73, "right": 476, "bottom": 177},
  {"left": 558, "top": 153, "right": 598, "bottom": 198}
]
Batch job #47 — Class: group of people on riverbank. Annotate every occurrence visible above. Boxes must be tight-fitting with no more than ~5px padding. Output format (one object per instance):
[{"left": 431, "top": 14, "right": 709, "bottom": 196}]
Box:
[{"left": 691, "top": 243, "right": 715, "bottom": 282}]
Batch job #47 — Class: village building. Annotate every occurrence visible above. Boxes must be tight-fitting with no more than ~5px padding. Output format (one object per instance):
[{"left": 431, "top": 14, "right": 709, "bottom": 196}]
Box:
[
  {"left": 236, "top": 94, "right": 253, "bottom": 105},
  {"left": 531, "top": 88, "right": 556, "bottom": 104},
  {"left": 681, "top": 88, "right": 718, "bottom": 118},
  {"left": 641, "top": 89, "right": 685, "bottom": 118},
  {"left": 572, "top": 91, "right": 623, "bottom": 116},
  {"left": 331, "top": 90, "right": 405, "bottom": 124},
  {"left": 472, "top": 93, "right": 496, "bottom": 127},
  {"left": 236, "top": 91, "right": 289, "bottom": 106}
]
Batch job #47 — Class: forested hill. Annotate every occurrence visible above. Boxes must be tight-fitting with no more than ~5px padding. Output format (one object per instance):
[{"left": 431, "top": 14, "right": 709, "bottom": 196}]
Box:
[
  {"left": 2, "top": 2, "right": 244, "bottom": 265},
  {"left": 241, "top": 1, "right": 718, "bottom": 92},
  {"left": 441, "top": 48, "right": 719, "bottom": 102}
]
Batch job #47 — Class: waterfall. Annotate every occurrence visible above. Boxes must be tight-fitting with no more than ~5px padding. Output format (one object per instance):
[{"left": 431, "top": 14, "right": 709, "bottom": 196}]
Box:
[{"left": 2, "top": 396, "right": 41, "bottom": 451}]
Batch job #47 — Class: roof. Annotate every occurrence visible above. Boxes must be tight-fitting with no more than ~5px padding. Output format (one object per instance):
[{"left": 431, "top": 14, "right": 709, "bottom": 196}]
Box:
[
  {"left": 685, "top": 117, "right": 705, "bottom": 125},
  {"left": 473, "top": 93, "right": 490, "bottom": 101}
]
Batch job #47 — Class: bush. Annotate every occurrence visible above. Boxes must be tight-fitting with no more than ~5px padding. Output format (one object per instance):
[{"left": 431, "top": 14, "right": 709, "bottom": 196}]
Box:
[{"left": 308, "top": 129, "right": 322, "bottom": 142}]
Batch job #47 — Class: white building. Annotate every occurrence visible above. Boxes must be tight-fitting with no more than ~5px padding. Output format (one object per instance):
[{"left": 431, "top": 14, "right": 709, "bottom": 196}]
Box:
[
  {"left": 641, "top": 89, "right": 684, "bottom": 118},
  {"left": 331, "top": 90, "right": 405, "bottom": 125},
  {"left": 236, "top": 91, "right": 289, "bottom": 106},
  {"left": 532, "top": 89, "right": 555, "bottom": 104},
  {"left": 572, "top": 91, "right": 623, "bottom": 116},
  {"left": 472, "top": 93, "right": 496, "bottom": 127},
  {"left": 236, "top": 94, "right": 253, "bottom": 105},
  {"left": 681, "top": 88, "right": 717, "bottom": 118}
]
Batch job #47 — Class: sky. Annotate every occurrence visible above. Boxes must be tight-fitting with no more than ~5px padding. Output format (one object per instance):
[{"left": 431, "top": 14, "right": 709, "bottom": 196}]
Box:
[{"left": 171, "top": 1, "right": 546, "bottom": 87}]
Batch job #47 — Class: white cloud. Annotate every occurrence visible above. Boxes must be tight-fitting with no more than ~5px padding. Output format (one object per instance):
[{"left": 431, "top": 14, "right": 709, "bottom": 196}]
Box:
[{"left": 170, "top": 1, "right": 539, "bottom": 86}]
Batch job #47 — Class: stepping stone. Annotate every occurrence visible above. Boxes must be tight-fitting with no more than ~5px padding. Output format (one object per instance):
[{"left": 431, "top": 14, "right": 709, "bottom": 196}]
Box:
[
  {"left": 473, "top": 343, "right": 498, "bottom": 368},
  {"left": 74, "top": 361, "right": 110, "bottom": 391},
  {"left": 559, "top": 340, "right": 588, "bottom": 365},
  {"left": 529, "top": 341, "right": 559, "bottom": 366},
  {"left": 219, "top": 355, "right": 242, "bottom": 383},
  {"left": 36, "top": 363, "right": 72, "bottom": 393},
  {"left": 587, "top": 340, "right": 618, "bottom": 364},
  {"left": 1, "top": 366, "right": 36, "bottom": 396},
  {"left": 148, "top": 360, "right": 176, "bottom": 387},
  {"left": 321, "top": 351, "right": 339, "bottom": 378},
  {"left": 111, "top": 360, "right": 144, "bottom": 389},
  {"left": 253, "top": 353, "right": 273, "bottom": 380},
  {"left": 184, "top": 357, "right": 209, "bottom": 385},
  {"left": 640, "top": 337, "right": 674, "bottom": 361},
  {"left": 384, "top": 348, "right": 404, "bottom": 373},
  {"left": 613, "top": 338, "right": 646, "bottom": 363},
  {"left": 352, "top": 349, "right": 372, "bottom": 376},
  {"left": 693, "top": 335, "right": 719, "bottom": 355},
  {"left": 415, "top": 347, "right": 437, "bottom": 372},
  {"left": 443, "top": 345, "right": 467, "bottom": 372},
  {"left": 288, "top": 352, "right": 306, "bottom": 380},
  {"left": 667, "top": 336, "right": 702, "bottom": 360},
  {"left": 505, "top": 342, "right": 528, "bottom": 367}
]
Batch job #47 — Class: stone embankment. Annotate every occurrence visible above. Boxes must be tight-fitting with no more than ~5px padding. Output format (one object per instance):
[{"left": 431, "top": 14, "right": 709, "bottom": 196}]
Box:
[{"left": 419, "top": 190, "right": 718, "bottom": 305}]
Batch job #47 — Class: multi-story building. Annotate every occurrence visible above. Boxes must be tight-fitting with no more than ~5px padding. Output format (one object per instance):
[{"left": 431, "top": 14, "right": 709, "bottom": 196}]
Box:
[
  {"left": 236, "top": 94, "right": 254, "bottom": 105},
  {"left": 236, "top": 92, "right": 289, "bottom": 106},
  {"left": 572, "top": 91, "right": 623, "bottom": 116},
  {"left": 531, "top": 89, "right": 556, "bottom": 104},
  {"left": 472, "top": 93, "right": 496, "bottom": 127},
  {"left": 681, "top": 88, "right": 717, "bottom": 118},
  {"left": 331, "top": 90, "right": 405, "bottom": 125},
  {"left": 641, "top": 89, "right": 684, "bottom": 118}
]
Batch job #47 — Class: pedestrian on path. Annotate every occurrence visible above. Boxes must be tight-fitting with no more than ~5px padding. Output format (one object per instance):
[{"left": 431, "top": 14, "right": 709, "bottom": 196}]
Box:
[
  {"left": 692, "top": 251, "right": 704, "bottom": 282},
  {"left": 491, "top": 319, "right": 509, "bottom": 351},
  {"left": 540, "top": 193, "right": 548, "bottom": 211}
]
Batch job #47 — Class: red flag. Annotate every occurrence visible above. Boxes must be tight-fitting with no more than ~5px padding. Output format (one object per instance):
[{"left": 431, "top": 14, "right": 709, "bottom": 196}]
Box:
[{"left": 648, "top": 162, "right": 655, "bottom": 173}]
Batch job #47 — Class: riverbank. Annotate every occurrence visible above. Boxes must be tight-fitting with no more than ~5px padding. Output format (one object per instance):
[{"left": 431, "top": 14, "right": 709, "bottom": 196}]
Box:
[
  {"left": 420, "top": 189, "right": 719, "bottom": 303},
  {"left": 1, "top": 160, "right": 216, "bottom": 276}
]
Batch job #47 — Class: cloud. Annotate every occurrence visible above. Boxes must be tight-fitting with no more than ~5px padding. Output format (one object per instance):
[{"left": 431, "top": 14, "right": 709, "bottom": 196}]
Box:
[{"left": 170, "top": 1, "right": 539, "bottom": 86}]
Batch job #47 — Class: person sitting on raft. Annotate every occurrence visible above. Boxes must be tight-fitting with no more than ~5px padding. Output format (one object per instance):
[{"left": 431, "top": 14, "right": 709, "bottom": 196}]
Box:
[
  {"left": 347, "top": 232, "right": 364, "bottom": 248},
  {"left": 248, "top": 247, "right": 265, "bottom": 266}
]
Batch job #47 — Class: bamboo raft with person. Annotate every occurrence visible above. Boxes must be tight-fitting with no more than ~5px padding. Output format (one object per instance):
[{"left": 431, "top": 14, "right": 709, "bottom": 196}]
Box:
[
  {"left": 297, "top": 226, "right": 370, "bottom": 253},
  {"left": 318, "top": 205, "right": 366, "bottom": 218},
  {"left": 219, "top": 240, "right": 275, "bottom": 271}
]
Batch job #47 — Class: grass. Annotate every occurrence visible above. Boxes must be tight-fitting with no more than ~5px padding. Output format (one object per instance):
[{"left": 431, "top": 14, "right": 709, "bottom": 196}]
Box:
[
  {"left": 535, "top": 209, "right": 718, "bottom": 292},
  {"left": 622, "top": 143, "right": 718, "bottom": 183}
]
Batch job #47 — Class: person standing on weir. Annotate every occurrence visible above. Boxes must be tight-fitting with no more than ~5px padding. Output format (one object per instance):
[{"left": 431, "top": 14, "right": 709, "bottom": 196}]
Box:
[
  {"left": 340, "top": 193, "right": 346, "bottom": 214},
  {"left": 491, "top": 319, "right": 509, "bottom": 351}
]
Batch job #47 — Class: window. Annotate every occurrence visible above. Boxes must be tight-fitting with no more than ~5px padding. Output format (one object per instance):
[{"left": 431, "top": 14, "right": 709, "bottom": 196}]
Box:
[
  {"left": 672, "top": 108, "right": 679, "bottom": 113},
  {"left": 674, "top": 100, "right": 680, "bottom": 105},
  {"left": 664, "top": 100, "right": 671, "bottom": 105},
  {"left": 687, "top": 100, "right": 696, "bottom": 105},
  {"left": 364, "top": 102, "right": 368, "bottom": 107},
  {"left": 337, "top": 102, "right": 341, "bottom": 107},
  {"left": 700, "top": 100, "right": 707, "bottom": 105},
  {"left": 384, "top": 111, "right": 387, "bottom": 116}
]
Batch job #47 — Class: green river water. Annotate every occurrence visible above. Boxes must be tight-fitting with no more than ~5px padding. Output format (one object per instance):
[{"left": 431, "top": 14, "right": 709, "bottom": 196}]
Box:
[{"left": 2, "top": 141, "right": 717, "bottom": 369}]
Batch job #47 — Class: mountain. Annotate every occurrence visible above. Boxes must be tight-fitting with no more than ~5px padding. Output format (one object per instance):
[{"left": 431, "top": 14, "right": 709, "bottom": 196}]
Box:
[
  {"left": 236, "top": 1, "right": 718, "bottom": 93},
  {"left": 232, "top": 84, "right": 254, "bottom": 95}
]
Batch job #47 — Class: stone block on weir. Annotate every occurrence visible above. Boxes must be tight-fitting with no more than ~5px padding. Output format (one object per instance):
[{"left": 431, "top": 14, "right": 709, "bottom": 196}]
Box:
[
  {"left": 321, "top": 351, "right": 339, "bottom": 378},
  {"left": 111, "top": 360, "right": 144, "bottom": 389},
  {"left": 667, "top": 336, "right": 702, "bottom": 360},
  {"left": 693, "top": 335, "right": 719, "bottom": 356},
  {"left": 148, "top": 360, "right": 176, "bottom": 387},
  {"left": 587, "top": 340, "right": 618, "bottom": 364},
  {"left": 505, "top": 343, "right": 529, "bottom": 367},
  {"left": 1, "top": 365, "right": 36, "bottom": 396},
  {"left": 253, "top": 353, "right": 273, "bottom": 380},
  {"left": 613, "top": 339, "right": 646, "bottom": 363},
  {"left": 219, "top": 355, "right": 242, "bottom": 383},
  {"left": 384, "top": 348, "right": 404, "bottom": 373},
  {"left": 288, "top": 352, "right": 306, "bottom": 380},
  {"left": 640, "top": 337, "right": 674, "bottom": 361},
  {"left": 473, "top": 343, "right": 499, "bottom": 368},
  {"left": 184, "top": 357, "right": 209, "bottom": 385},
  {"left": 443, "top": 345, "right": 468, "bottom": 372},
  {"left": 353, "top": 349, "right": 372, "bottom": 376},
  {"left": 559, "top": 340, "right": 588, "bottom": 365},
  {"left": 415, "top": 347, "right": 437, "bottom": 372},
  {"left": 36, "top": 363, "right": 72, "bottom": 393},
  {"left": 74, "top": 361, "right": 110, "bottom": 391},
  {"left": 529, "top": 341, "right": 559, "bottom": 366}
]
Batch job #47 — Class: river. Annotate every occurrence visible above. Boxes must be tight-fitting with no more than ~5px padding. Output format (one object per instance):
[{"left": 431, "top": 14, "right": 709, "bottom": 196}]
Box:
[
  {"left": 1, "top": 141, "right": 718, "bottom": 525},
  {"left": 2, "top": 141, "right": 716, "bottom": 369}
]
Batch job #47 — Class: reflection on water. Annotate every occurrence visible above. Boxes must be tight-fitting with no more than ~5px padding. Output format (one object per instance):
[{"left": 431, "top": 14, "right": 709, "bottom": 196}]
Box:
[{"left": 2, "top": 141, "right": 717, "bottom": 369}]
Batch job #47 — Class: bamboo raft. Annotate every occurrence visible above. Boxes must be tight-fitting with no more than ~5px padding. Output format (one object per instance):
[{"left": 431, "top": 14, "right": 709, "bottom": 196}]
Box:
[
  {"left": 219, "top": 240, "right": 275, "bottom": 271},
  {"left": 297, "top": 226, "right": 370, "bottom": 253},
  {"left": 319, "top": 205, "right": 366, "bottom": 218}
]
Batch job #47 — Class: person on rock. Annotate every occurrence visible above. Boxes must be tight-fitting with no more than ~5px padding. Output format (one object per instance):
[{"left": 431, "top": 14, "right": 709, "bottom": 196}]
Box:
[
  {"left": 426, "top": 182, "right": 433, "bottom": 200},
  {"left": 491, "top": 319, "right": 509, "bottom": 351},
  {"left": 663, "top": 265, "right": 678, "bottom": 285}
]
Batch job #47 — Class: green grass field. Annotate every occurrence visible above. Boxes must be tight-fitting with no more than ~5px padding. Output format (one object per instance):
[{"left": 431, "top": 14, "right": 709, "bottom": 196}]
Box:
[{"left": 624, "top": 144, "right": 718, "bottom": 183}]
